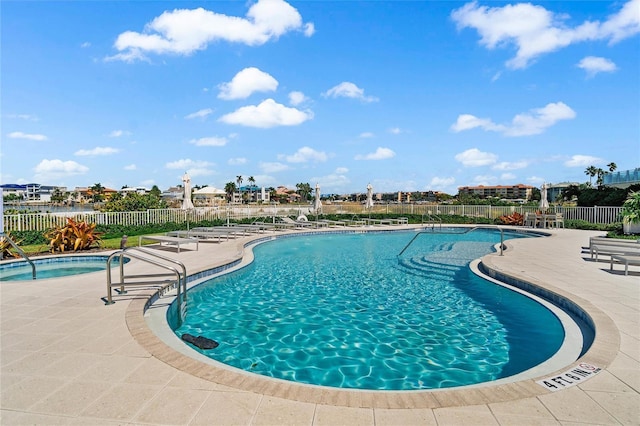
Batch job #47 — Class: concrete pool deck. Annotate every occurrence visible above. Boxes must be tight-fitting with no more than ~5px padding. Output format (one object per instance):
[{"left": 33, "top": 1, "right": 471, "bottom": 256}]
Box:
[{"left": 1, "top": 227, "right": 638, "bottom": 425}]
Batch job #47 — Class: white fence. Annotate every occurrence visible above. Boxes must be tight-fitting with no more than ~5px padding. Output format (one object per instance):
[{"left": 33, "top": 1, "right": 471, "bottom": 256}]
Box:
[{"left": 2, "top": 204, "right": 623, "bottom": 233}]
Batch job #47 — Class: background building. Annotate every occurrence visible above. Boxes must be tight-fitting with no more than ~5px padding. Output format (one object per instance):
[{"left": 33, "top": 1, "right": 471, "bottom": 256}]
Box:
[
  {"left": 603, "top": 168, "right": 640, "bottom": 189},
  {"left": 457, "top": 184, "right": 534, "bottom": 200}
]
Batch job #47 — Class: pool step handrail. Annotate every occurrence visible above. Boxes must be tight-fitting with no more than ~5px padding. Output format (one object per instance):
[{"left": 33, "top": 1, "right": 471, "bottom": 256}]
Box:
[
  {"left": 398, "top": 225, "right": 504, "bottom": 257},
  {"left": 105, "top": 247, "right": 188, "bottom": 320},
  {"left": 1, "top": 232, "right": 36, "bottom": 279},
  {"left": 421, "top": 213, "right": 442, "bottom": 230}
]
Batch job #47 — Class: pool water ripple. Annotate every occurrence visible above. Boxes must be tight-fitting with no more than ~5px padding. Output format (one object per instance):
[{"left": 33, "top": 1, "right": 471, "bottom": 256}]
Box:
[{"left": 172, "top": 230, "right": 565, "bottom": 390}]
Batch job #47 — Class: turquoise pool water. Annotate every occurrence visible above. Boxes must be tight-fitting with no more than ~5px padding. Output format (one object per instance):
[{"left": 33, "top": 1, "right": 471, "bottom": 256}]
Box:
[
  {"left": 0, "top": 255, "right": 117, "bottom": 281},
  {"left": 172, "top": 229, "right": 566, "bottom": 390}
]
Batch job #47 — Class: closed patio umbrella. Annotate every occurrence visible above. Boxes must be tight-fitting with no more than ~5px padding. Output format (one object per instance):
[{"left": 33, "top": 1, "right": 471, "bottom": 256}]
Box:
[
  {"left": 182, "top": 172, "right": 195, "bottom": 210},
  {"left": 539, "top": 183, "right": 549, "bottom": 212},
  {"left": 314, "top": 183, "right": 322, "bottom": 213},
  {"left": 365, "top": 183, "right": 374, "bottom": 209}
]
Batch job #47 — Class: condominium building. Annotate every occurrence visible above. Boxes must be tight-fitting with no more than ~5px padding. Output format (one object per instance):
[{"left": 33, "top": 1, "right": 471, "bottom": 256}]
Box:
[
  {"left": 457, "top": 184, "right": 534, "bottom": 200},
  {"left": 602, "top": 168, "right": 640, "bottom": 189}
]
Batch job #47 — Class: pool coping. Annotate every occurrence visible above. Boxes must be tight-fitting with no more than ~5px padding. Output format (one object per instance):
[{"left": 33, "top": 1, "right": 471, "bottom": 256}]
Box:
[{"left": 124, "top": 227, "right": 620, "bottom": 409}]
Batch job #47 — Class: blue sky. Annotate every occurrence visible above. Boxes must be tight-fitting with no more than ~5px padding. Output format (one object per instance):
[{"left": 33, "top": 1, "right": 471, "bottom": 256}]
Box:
[{"left": 2, "top": 0, "right": 639, "bottom": 195}]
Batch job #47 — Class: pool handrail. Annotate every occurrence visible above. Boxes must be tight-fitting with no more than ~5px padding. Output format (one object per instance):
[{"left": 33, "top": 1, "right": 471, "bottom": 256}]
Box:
[
  {"left": 1, "top": 232, "right": 36, "bottom": 279},
  {"left": 422, "top": 213, "right": 442, "bottom": 230},
  {"left": 398, "top": 225, "right": 504, "bottom": 257},
  {"left": 106, "top": 247, "right": 188, "bottom": 323}
]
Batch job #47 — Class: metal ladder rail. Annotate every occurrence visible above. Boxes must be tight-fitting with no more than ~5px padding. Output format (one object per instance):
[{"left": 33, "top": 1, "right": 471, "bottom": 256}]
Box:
[
  {"left": 106, "top": 247, "right": 187, "bottom": 306},
  {"left": 1, "top": 232, "right": 36, "bottom": 279},
  {"left": 421, "top": 213, "right": 442, "bottom": 230},
  {"left": 398, "top": 225, "right": 504, "bottom": 257}
]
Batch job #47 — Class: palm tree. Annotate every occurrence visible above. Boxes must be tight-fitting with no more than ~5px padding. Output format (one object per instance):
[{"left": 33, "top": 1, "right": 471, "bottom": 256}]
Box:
[
  {"left": 607, "top": 162, "right": 617, "bottom": 173},
  {"left": 236, "top": 175, "right": 243, "bottom": 203},
  {"left": 248, "top": 176, "right": 256, "bottom": 203},
  {"left": 296, "top": 182, "right": 312, "bottom": 203},
  {"left": 225, "top": 182, "right": 237, "bottom": 203},
  {"left": 585, "top": 166, "right": 598, "bottom": 187},
  {"left": 150, "top": 185, "right": 161, "bottom": 197},
  {"left": 90, "top": 183, "right": 104, "bottom": 202},
  {"left": 596, "top": 168, "right": 605, "bottom": 186}
]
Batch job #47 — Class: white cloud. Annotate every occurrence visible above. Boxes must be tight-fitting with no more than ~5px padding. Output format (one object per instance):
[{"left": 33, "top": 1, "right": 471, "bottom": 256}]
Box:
[
  {"left": 259, "top": 162, "right": 289, "bottom": 173},
  {"left": 358, "top": 132, "right": 374, "bottom": 138},
  {"left": 310, "top": 172, "right": 350, "bottom": 190},
  {"left": 526, "top": 176, "right": 546, "bottom": 186},
  {"left": 188, "top": 136, "right": 228, "bottom": 147},
  {"left": 228, "top": 157, "right": 247, "bottom": 166},
  {"left": 184, "top": 168, "right": 214, "bottom": 178},
  {"left": 429, "top": 176, "right": 456, "bottom": 190},
  {"left": 322, "top": 82, "right": 379, "bottom": 102},
  {"left": 354, "top": 147, "right": 395, "bottom": 160},
  {"left": 282, "top": 146, "right": 327, "bottom": 163},
  {"left": 388, "top": 127, "right": 402, "bottom": 134},
  {"left": 506, "top": 102, "right": 576, "bottom": 136},
  {"left": 74, "top": 146, "right": 120, "bottom": 156},
  {"left": 251, "top": 175, "right": 277, "bottom": 186},
  {"left": 166, "top": 163, "right": 215, "bottom": 178},
  {"left": 107, "top": 0, "right": 314, "bottom": 62},
  {"left": 108, "top": 130, "right": 131, "bottom": 138},
  {"left": 7, "top": 131, "right": 47, "bottom": 141},
  {"left": 500, "top": 173, "right": 517, "bottom": 180},
  {"left": 577, "top": 56, "right": 618, "bottom": 77},
  {"left": 335, "top": 167, "right": 349, "bottom": 174},
  {"left": 218, "top": 67, "right": 278, "bottom": 100},
  {"left": 492, "top": 161, "right": 529, "bottom": 171},
  {"left": 104, "top": 50, "right": 150, "bottom": 63},
  {"left": 473, "top": 174, "right": 498, "bottom": 186},
  {"left": 185, "top": 108, "right": 214, "bottom": 119},
  {"left": 165, "top": 159, "right": 213, "bottom": 171},
  {"left": 450, "top": 114, "right": 505, "bottom": 133},
  {"left": 455, "top": 148, "right": 498, "bottom": 167},
  {"left": 288, "top": 91, "right": 308, "bottom": 106},
  {"left": 564, "top": 155, "right": 603, "bottom": 167},
  {"left": 124, "top": 164, "right": 137, "bottom": 170},
  {"left": 81, "top": 42, "right": 91, "bottom": 48},
  {"left": 600, "top": 0, "right": 640, "bottom": 43},
  {"left": 33, "top": 159, "right": 89, "bottom": 180},
  {"left": 219, "top": 99, "right": 313, "bottom": 128},
  {"left": 451, "top": 102, "right": 576, "bottom": 136},
  {"left": 451, "top": 0, "right": 640, "bottom": 69}
]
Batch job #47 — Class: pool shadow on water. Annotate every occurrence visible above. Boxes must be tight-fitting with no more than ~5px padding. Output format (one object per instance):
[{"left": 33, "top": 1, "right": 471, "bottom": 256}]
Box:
[{"left": 449, "top": 266, "right": 569, "bottom": 379}]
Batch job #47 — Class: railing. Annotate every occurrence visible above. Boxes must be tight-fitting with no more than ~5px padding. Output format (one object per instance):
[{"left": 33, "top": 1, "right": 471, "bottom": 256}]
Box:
[
  {"left": 2, "top": 204, "right": 624, "bottom": 232},
  {"left": 105, "top": 247, "right": 188, "bottom": 324},
  {"left": 0, "top": 232, "right": 36, "bottom": 279},
  {"left": 422, "top": 213, "right": 442, "bottom": 230}
]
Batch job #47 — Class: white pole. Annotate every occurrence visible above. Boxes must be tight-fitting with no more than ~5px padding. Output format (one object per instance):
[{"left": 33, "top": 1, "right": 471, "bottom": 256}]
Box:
[{"left": 0, "top": 188, "right": 4, "bottom": 233}]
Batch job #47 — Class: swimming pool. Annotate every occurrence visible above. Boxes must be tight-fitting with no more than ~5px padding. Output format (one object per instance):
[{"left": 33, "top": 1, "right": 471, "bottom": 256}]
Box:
[
  {"left": 169, "top": 229, "right": 580, "bottom": 390},
  {"left": 0, "top": 255, "right": 121, "bottom": 281}
]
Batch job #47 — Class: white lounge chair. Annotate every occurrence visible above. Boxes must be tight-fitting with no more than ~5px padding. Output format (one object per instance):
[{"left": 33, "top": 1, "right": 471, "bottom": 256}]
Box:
[{"left": 524, "top": 212, "right": 538, "bottom": 228}]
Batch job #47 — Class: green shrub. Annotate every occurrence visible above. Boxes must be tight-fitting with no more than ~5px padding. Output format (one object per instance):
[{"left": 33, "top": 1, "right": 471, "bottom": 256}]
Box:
[{"left": 10, "top": 230, "right": 47, "bottom": 245}]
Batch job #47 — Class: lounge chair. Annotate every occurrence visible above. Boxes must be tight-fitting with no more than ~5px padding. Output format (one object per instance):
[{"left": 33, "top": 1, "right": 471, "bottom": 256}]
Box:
[
  {"left": 279, "top": 217, "right": 328, "bottom": 228},
  {"left": 317, "top": 219, "right": 346, "bottom": 227},
  {"left": 279, "top": 216, "right": 314, "bottom": 228},
  {"left": 524, "top": 212, "right": 538, "bottom": 228}
]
